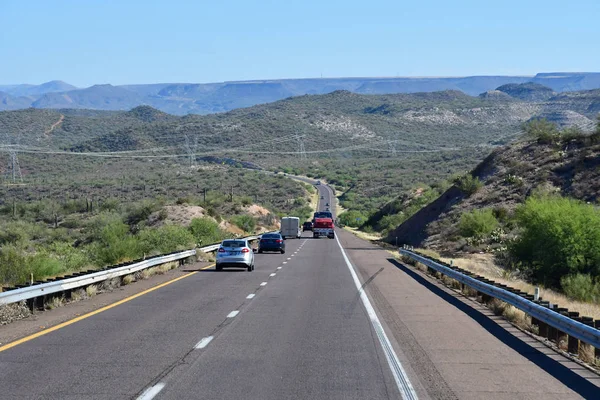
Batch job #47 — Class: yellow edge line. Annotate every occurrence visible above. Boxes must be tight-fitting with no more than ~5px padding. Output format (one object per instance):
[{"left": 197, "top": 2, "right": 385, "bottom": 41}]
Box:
[{"left": 0, "top": 263, "right": 214, "bottom": 353}]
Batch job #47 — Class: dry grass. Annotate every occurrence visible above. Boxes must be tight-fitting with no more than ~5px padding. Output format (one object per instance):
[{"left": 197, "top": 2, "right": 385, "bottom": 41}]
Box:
[
  {"left": 122, "top": 274, "right": 135, "bottom": 285},
  {"left": 85, "top": 284, "right": 98, "bottom": 297},
  {"left": 420, "top": 249, "right": 600, "bottom": 320},
  {"left": 139, "top": 268, "right": 154, "bottom": 280},
  {"left": 46, "top": 296, "right": 65, "bottom": 310},
  {"left": 344, "top": 226, "right": 382, "bottom": 241},
  {"left": 579, "top": 344, "right": 600, "bottom": 367},
  {"left": 71, "top": 288, "right": 86, "bottom": 302}
]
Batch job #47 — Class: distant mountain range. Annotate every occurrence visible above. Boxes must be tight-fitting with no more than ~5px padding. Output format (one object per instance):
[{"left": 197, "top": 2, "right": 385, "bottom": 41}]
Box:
[{"left": 1, "top": 73, "right": 600, "bottom": 115}]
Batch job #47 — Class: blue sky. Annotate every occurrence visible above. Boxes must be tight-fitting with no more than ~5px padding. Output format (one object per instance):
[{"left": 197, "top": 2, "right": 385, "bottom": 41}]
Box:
[{"left": 1, "top": 0, "right": 599, "bottom": 87}]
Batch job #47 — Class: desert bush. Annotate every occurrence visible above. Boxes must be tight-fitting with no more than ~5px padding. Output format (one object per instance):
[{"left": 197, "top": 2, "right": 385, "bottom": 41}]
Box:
[
  {"left": 90, "top": 218, "right": 140, "bottom": 265},
  {"left": 189, "top": 217, "right": 227, "bottom": 246},
  {"left": 230, "top": 215, "right": 256, "bottom": 233},
  {"left": 510, "top": 195, "right": 600, "bottom": 287},
  {"left": 561, "top": 274, "right": 600, "bottom": 303},
  {"left": 523, "top": 118, "right": 560, "bottom": 144},
  {"left": 337, "top": 211, "right": 366, "bottom": 228},
  {"left": 138, "top": 225, "right": 195, "bottom": 255},
  {"left": 459, "top": 209, "right": 499, "bottom": 239},
  {"left": 454, "top": 174, "right": 483, "bottom": 196}
]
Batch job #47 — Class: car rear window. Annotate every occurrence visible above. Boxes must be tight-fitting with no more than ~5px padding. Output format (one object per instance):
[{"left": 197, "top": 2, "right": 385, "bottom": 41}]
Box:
[
  {"left": 262, "top": 234, "right": 280, "bottom": 239},
  {"left": 222, "top": 240, "right": 246, "bottom": 247}
]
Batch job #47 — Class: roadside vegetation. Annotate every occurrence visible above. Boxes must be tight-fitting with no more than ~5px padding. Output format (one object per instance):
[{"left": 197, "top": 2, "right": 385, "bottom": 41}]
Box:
[
  {"left": 0, "top": 161, "right": 313, "bottom": 287},
  {"left": 387, "top": 118, "right": 600, "bottom": 304}
]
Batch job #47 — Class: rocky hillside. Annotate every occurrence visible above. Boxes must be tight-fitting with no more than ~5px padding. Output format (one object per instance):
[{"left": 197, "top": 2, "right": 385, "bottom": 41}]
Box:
[{"left": 387, "top": 126, "right": 600, "bottom": 254}]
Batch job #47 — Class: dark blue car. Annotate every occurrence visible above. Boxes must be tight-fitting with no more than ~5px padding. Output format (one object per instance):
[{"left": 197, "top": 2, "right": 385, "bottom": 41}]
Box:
[{"left": 258, "top": 233, "right": 286, "bottom": 254}]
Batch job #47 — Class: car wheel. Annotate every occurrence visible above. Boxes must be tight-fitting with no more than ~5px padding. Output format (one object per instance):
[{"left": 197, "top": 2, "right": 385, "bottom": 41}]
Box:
[
  {"left": 258, "top": 249, "right": 263, "bottom": 254},
  {"left": 252, "top": 263, "right": 255, "bottom": 271},
  {"left": 281, "top": 249, "right": 285, "bottom": 254},
  {"left": 247, "top": 264, "right": 253, "bottom": 272},
  {"left": 216, "top": 264, "right": 223, "bottom": 271}
]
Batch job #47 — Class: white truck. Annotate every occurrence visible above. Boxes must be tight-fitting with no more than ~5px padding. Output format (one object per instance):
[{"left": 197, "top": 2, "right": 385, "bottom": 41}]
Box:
[{"left": 280, "top": 217, "right": 301, "bottom": 239}]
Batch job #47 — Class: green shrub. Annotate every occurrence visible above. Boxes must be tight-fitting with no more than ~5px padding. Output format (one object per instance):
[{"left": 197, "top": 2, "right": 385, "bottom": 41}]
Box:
[
  {"left": 561, "top": 274, "right": 600, "bottom": 303},
  {"left": 459, "top": 209, "right": 499, "bottom": 239},
  {"left": 27, "top": 253, "right": 65, "bottom": 281},
  {"left": 0, "top": 245, "right": 28, "bottom": 284},
  {"left": 510, "top": 195, "right": 600, "bottom": 287},
  {"left": 100, "top": 198, "right": 120, "bottom": 212},
  {"left": 454, "top": 174, "right": 483, "bottom": 196},
  {"left": 338, "top": 211, "right": 367, "bottom": 228},
  {"left": 189, "top": 217, "right": 227, "bottom": 246},
  {"left": 138, "top": 225, "right": 195, "bottom": 255},
  {"left": 379, "top": 213, "right": 406, "bottom": 234},
  {"left": 523, "top": 118, "right": 560, "bottom": 144},
  {"left": 231, "top": 215, "right": 256, "bottom": 233},
  {"left": 125, "top": 200, "right": 160, "bottom": 227},
  {"left": 240, "top": 196, "right": 253, "bottom": 206},
  {"left": 46, "top": 242, "right": 89, "bottom": 271},
  {"left": 90, "top": 218, "right": 140, "bottom": 265},
  {"left": 492, "top": 206, "right": 509, "bottom": 222}
]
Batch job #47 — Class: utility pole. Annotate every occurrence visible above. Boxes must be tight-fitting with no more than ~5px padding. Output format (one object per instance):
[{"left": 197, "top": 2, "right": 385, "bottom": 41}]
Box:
[{"left": 230, "top": 186, "right": 234, "bottom": 202}]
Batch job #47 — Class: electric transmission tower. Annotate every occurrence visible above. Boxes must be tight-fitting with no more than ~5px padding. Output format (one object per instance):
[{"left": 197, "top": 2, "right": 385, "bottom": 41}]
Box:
[
  {"left": 184, "top": 134, "right": 199, "bottom": 167},
  {"left": 7, "top": 151, "right": 23, "bottom": 183},
  {"left": 296, "top": 134, "right": 307, "bottom": 160},
  {"left": 2, "top": 131, "right": 23, "bottom": 183},
  {"left": 388, "top": 139, "right": 397, "bottom": 157}
]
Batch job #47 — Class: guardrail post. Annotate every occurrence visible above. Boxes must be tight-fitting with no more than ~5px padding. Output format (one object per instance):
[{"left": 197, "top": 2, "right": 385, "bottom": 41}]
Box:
[
  {"left": 568, "top": 312, "right": 581, "bottom": 354},
  {"left": 536, "top": 301, "right": 550, "bottom": 338},
  {"left": 555, "top": 309, "right": 569, "bottom": 349},
  {"left": 579, "top": 317, "right": 595, "bottom": 360}
]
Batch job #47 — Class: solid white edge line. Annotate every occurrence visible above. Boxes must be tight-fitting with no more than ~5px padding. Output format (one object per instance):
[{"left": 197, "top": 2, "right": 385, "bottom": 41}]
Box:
[
  {"left": 137, "top": 383, "right": 166, "bottom": 400},
  {"left": 227, "top": 310, "right": 239, "bottom": 318},
  {"left": 334, "top": 235, "right": 418, "bottom": 400},
  {"left": 195, "top": 336, "right": 214, "bottom": 349},
  {"left": 260, "top": 282, "right": 267, "bottom": 286},
  {"left": 246, "top": 293, "right": 255, "bottom": 299}
]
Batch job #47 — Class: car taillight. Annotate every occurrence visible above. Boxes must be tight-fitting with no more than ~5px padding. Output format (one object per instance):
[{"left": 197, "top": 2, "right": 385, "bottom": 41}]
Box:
[
  {"left": 218, "top": 248, "right": 226, "bottom": 253},
  {"left": 275, "top": 239, "right": 283, "bottom": 243},
  {"left": 241, "top": 248, "right": 250, "bottom": 253}
]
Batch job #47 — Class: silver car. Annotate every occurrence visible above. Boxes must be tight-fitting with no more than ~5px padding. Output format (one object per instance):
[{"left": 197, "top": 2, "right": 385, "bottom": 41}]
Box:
[{"left": 216, "top": 239, "right": 255, "bottom": 271}]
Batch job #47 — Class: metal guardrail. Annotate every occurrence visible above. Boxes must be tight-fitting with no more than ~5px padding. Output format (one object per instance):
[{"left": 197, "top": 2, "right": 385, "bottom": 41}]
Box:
[
  {"left": 0, "top": 234, "right": 265, "bottom": 306},
  {"left": 399, "top": 249, "right": 600, "bottom": 349}
]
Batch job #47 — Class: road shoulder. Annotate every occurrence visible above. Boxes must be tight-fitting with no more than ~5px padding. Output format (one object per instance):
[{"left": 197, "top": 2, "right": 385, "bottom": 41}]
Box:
[{"left": 336, "top": 228, "right": 600, "bottom": 399}]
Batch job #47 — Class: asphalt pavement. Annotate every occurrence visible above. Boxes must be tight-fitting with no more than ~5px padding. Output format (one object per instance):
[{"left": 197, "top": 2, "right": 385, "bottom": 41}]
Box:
[{"left": 0, "top": 182, "right": 598, "bottom": 399}]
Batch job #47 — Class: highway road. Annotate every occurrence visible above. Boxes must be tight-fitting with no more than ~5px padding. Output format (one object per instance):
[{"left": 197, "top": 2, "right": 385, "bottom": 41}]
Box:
[{"left": 0, "top": 182, "right": 599, "bottom": 399}]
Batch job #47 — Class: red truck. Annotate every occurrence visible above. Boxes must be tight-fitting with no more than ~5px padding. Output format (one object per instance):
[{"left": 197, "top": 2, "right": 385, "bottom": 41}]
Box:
[{"left": 313, "top": 217, "right": 335, "bottom": 239}]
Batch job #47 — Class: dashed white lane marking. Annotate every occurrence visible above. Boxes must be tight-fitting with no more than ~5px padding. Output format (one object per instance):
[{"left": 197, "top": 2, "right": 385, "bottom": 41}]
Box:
[
  {"left": 137, "top": 383, "right": 165, "bottom": 400},
  {"left": 334, "top": 235, "right": 418, "bottom": 400},
  {"left": 283, "top": 262, "right": 287, "bottom": 264},
  {"left": 260, "top": 282, "right": 267, "bottom": 286},
  {"left": 227, "top": 310, "right": 239, "bottom": 318},
  {"left": 277, "top": 267, "right": 282, "bottom": 269},
  {"left": 195, "top": 336, "right": 214, "bottom": 349},
  {"left": 246, "top": 293, "right": 255, "bottom": 299},
  {"left": 270, "top": 273, "right": 276, "bottom": 277},
  {"left": 287, "top": 257, "right": 291, "bottom": 260}
]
